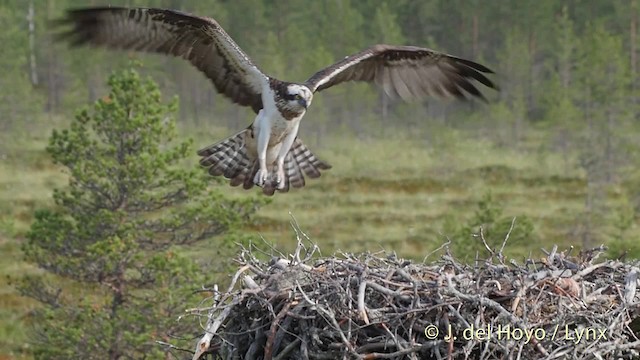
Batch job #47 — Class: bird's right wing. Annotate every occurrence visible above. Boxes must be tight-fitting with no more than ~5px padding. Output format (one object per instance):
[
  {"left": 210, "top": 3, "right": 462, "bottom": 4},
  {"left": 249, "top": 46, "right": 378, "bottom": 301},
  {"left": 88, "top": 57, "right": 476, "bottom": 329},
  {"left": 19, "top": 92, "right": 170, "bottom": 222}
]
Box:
[{"left": 57, "top": 7, "right": 267, "bottom": 113}]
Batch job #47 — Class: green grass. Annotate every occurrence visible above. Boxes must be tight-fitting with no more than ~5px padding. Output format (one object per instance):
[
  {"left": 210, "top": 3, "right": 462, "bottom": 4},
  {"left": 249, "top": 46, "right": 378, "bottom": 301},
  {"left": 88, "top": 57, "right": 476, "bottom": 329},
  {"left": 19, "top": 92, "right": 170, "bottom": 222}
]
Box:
[
  {"left": 242, "top": 138, "right": 583, "bottom": 251},
  {"left": 1, "top": 120, "right": 638, "bottom": 357}
]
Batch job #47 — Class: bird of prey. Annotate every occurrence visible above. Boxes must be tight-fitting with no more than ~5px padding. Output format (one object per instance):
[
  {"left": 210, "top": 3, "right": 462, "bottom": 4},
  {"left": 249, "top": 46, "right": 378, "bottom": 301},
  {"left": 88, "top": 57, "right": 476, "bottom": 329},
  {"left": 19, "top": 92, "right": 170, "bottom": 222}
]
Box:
[{"left": 57, "top": 7, "right": 496, "bottom": 196}]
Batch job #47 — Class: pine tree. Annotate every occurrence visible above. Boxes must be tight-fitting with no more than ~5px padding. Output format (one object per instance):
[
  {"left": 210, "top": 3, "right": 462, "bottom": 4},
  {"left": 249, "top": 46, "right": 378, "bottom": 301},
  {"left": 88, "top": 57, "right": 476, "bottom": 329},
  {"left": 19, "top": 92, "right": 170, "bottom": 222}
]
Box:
[{"left": 19, "top": 64, "right": 264, "bottom": 359}]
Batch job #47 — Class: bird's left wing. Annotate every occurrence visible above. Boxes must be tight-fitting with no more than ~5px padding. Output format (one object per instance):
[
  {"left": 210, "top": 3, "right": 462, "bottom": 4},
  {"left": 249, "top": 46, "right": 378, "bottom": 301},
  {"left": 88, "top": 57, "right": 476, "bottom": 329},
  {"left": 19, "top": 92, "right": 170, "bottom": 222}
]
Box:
[
  {"left": 56, "top": 7, "right": 267, "bottom": 113},
  {"left": 304, "top": 44, "right": 496, "bottom": 102}
]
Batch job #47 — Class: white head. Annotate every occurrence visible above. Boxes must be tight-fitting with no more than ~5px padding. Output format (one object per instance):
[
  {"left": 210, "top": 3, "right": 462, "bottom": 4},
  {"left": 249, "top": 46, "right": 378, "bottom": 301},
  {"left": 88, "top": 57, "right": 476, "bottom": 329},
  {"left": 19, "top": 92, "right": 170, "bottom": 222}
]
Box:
[
  {"left": 284, "top": 84, "right": 313, "bottom": 111},
  {"left": 272, "top": 81, "right": 314, "bottom": 120}
]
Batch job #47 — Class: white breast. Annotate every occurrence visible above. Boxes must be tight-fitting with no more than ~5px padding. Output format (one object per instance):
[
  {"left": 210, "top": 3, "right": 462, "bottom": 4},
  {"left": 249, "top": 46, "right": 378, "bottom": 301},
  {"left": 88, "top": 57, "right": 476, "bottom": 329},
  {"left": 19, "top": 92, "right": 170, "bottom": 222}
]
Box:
[{"left": 250, "top": 87, "right": 305, "bottom": 165}]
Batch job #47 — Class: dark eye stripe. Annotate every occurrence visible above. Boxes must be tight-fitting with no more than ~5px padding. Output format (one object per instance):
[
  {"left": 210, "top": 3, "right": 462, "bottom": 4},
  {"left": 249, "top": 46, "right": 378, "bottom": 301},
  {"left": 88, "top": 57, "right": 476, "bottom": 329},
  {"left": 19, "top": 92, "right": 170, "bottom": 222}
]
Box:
[{"left": 283, "top": 92, "right": 301, "bottom": 101}]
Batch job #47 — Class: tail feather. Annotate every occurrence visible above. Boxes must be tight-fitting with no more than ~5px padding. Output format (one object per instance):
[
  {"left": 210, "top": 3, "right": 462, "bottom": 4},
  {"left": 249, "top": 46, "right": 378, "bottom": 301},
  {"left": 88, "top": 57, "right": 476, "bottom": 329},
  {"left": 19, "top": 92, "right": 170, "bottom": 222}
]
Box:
[
  {"left": 291, "top": 139, "right": 332, "bottom": 179},
  {"left": 198, "top": 131, "right": 331, "bottom": 195},
  {"left": 283, "top": 151, "right": 305, "bottom": 190},
  {"left": 284, "top": 139, "right": 332, "bottom": 190},
  {"left": 242, "top": 162, "right": 259, "bottom": 190},
  {"left": 198, "top": 129, "right": 253, "bottom": 187}
]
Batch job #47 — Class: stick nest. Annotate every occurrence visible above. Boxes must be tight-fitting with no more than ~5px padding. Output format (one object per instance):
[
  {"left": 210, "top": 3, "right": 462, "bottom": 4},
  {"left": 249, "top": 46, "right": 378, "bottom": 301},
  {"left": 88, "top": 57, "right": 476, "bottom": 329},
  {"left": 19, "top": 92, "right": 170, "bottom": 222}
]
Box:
[{"left": 190, "top": 235, "right": 640, "bottom": 360}]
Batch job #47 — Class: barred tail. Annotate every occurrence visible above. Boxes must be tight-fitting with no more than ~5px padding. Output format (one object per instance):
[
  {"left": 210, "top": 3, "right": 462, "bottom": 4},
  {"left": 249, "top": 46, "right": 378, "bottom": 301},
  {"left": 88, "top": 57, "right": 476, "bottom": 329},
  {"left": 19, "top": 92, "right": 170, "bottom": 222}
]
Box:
[
  {"left": 279, "top": 139, "right": 332, "bottom": 193},
  {"left": 197, "top": 132, "right": 330, "bottom": 196},
  {"left": 197, "top": 129, "right": 258, "bottom": 189}
]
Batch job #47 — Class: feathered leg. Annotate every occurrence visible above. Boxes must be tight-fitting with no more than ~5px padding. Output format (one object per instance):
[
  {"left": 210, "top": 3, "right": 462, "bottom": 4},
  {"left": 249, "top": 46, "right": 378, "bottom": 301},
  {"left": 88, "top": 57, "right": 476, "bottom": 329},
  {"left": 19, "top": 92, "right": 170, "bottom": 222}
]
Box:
[{"left": 274, "top": 123, "right": 300, "bottom": 190}]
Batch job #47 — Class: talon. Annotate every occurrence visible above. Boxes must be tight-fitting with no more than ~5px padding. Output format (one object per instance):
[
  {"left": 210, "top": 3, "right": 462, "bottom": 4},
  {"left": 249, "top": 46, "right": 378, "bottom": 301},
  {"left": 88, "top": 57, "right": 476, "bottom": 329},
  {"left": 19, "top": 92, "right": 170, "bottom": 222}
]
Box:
[
  {"left": 253, "top": 169, "right": 269, "bottom": 187},
  {"left": 275, "top": 168, "right": 285, "bottom": 189}
]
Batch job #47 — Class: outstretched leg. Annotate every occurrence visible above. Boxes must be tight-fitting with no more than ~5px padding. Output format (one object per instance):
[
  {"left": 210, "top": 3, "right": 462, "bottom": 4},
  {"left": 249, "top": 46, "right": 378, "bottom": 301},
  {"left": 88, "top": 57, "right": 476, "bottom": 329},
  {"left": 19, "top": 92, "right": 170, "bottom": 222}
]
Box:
[
  {"left": 253, "top": 110, "right": 270, "bottom": 187},
  {"left": 275, "top": 123, "right": 300, "bottom": 189}
]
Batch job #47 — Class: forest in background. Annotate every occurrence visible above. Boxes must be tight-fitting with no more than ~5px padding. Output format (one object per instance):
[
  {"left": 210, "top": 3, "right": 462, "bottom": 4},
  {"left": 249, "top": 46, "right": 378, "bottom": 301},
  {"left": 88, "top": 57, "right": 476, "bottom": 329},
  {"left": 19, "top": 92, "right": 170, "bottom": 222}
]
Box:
[
  {"left": 4, "top": 0, "right": 638, "bottom": 247},
  {"left": 1, "top": 0, "right": 640, "bottom": 357},
  {"left": 3, "top": 0, "right": 639, "bottom": 138}
]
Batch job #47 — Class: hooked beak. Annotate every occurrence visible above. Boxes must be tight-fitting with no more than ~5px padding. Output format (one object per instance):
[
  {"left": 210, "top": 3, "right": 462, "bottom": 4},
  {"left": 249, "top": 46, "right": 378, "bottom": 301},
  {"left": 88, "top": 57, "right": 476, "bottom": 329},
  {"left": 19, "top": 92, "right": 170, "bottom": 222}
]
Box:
[{"left": 298, "top": 98, "right": 308, "bottom": 109}]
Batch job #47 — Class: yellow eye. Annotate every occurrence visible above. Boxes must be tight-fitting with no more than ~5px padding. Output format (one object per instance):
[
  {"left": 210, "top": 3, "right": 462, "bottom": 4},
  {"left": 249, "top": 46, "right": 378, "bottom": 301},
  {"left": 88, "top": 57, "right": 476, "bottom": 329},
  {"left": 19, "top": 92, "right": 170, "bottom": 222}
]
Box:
[{"left": 295, "top": 94, "right": 302, "bottom": 100}]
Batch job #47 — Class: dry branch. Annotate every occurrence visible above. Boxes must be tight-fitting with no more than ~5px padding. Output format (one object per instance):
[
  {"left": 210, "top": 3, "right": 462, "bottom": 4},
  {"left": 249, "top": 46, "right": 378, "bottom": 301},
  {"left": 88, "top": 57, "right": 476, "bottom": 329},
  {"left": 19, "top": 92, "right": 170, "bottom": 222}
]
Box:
[{"left": 189, "top": 237, "right": 640, "bottom": 360}]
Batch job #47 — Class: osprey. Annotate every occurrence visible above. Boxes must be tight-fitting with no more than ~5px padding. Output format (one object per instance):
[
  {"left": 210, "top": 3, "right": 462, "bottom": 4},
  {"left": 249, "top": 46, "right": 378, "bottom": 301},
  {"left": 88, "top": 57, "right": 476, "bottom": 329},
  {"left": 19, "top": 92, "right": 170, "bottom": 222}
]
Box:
[{"left": 57, "top": 7, "right": 497, "bottom": 196}]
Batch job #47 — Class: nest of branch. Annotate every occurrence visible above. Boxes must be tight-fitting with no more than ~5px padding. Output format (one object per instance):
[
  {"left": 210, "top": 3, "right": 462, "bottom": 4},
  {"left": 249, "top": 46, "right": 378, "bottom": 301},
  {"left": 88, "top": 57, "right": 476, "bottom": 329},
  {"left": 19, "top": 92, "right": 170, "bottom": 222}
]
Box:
[{"left": 190, "top": 233, "right": 640, "bottom": 360}]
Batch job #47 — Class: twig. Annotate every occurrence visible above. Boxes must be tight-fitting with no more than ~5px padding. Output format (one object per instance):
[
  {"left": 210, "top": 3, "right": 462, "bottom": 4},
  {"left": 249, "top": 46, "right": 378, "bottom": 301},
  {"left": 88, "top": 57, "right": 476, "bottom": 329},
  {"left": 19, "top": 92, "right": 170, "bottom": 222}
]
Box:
[
  {"left": 423, "top": 239, "right": 452, "bottom": 263},
  {"left": 497, "top": 217, "right": 516, "bottom": 263},
  {"left": 296, "top": 281, "right": 358, "bottom": 357},
  {"left": 187, "top": 239, "right": 640, "bottom": 359},
  {"left": 272, "top": 338, "right": 302, "bottom": 360},
  {"left": 571, "top": 263, "right": 609, "bottom": 281},
  {"left": 479, "top": 227, "right": 495, "bottom": 258},
  {"left": 443, "top": 276, "right": 549, "bottom": 357},
  {"left": 361, "top": 343, "right": 431, "bottom": 359},
  {"left": 264, "top": 302, "right": 294, "bottom": 360},
  {"left": 155, "top": 340, "right": 193, "bottom": 355},
  {"left": 358, "top": 280, "right": 370, "bottom": 325},
  {"left": 192, "top": 295, "right": 244, "bottom": 360},
  {"left": 227, "top": 265, "right": 252, "bottom": 293}
]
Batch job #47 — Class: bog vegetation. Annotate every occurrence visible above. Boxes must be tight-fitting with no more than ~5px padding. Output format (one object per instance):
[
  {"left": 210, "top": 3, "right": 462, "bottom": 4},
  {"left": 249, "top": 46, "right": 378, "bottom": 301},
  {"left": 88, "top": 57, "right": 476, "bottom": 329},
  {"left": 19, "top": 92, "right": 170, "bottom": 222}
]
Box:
[{"left": 0, "top": 0, "right": 639, "bottom": 358}]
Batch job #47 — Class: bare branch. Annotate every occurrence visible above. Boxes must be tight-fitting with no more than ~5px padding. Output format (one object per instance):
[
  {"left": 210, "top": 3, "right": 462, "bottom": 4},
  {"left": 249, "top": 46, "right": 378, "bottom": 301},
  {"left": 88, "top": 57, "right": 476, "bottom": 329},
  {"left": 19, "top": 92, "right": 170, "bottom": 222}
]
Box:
[{"left": 185, "top": 237, "right": 640, "bottom": 360}]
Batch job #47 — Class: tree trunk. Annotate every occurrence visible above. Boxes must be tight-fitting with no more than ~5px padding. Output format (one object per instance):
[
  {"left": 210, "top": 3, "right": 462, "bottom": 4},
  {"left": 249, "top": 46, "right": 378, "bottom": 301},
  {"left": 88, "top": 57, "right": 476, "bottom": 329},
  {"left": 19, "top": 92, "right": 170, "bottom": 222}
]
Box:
[
  {"left": 631, "top": 0, "right": 638, "bottom": 120},
  {"left": 528, "top": 31, "right": 536, "bottom": 112},
  {"left": 27, "top": 0, "right": 38, "bottom": 86},
  {"left": 583, "top": 180, "right": 593, "bottom": 248},
  {"left": 46, "top": 0, "right": 59, "bottom": 112},
  {"left": 108, "top": 274, "right": 125, "bottom": 360},
  {"left": 472, "top": 13, "right": 479, "bottom": 58},
  {"left": 605, "top": 110, "right": 614, "bottom": 183}
]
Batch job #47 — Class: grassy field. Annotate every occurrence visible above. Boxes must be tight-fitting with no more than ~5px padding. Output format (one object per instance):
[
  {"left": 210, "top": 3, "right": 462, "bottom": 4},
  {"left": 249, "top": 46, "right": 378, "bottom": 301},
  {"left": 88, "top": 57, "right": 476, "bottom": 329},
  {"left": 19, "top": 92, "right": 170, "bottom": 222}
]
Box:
[{"left": 0, "top": 118, "right": 638, "bottom": 358}]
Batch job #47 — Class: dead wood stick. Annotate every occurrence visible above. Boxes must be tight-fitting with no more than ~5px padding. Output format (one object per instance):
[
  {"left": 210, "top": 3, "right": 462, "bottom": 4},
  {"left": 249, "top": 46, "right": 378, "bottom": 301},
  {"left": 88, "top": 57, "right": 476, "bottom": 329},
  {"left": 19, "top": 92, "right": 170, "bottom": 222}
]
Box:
[
  {"left": 296, "top": 281, "right": 360, "bottom": 358},
  {"left": 192, "top": 295, "right": 243, "bottom": 360},
  {"left": 243, "top": 274, "right": 260, "bottom": 290},
  {"left": 265, "top": 301, "right": 294, "bottom": 360},
  {"left": 273, "top": 338, "right": 302, "bottom": 360},
  {"left": 369, "top": 280, "right": 411, "bottom": 296},
  {"left": 443, "top": 276, "right": 549, "bottom": 357},
  {"left": 479, "top": 227, "right": 495, "bottom": 258},
  {"left": 358, "top": 280, "right": 370, "bottom": 325},
  {"left": 571, "top": 263, "right": 609, "bottom": 281},
  {"left": 227, "top": 265, "right": 252, "bottom": 293},
  {"left": 511, "top": 285, "right": 527, "bottom": 313},
  {"left": 497, "top": 217, "right": 516, "bottom": 263},
  {"left": 361, "top": 343, "right": 430, "bottom": 359}
]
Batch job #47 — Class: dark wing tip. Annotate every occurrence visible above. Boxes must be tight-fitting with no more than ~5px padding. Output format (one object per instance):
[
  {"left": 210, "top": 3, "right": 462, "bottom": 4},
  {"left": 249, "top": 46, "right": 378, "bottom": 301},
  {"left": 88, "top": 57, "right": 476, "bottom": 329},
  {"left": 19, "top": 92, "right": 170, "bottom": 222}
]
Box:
[
  {"left": 54, "top": 6, "right": 128, "bottom": 25},
  {"left": 444, "top": 56, "right": 499, "bottom": 100},
  {"left": 453, "top": 56, "right": 495, "bottom": 74},
  {"left": 50, "top": 7, "right": 122, "bottom": 45},
  {"left": 454, "top": 59, "right": 497, "bottom": 88}
]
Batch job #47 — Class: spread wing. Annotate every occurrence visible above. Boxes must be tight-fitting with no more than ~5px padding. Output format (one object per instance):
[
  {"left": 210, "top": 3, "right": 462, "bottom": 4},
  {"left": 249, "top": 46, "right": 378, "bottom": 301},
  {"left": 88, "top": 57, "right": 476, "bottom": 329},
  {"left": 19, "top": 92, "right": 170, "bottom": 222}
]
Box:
[
  {"left": 304, "top": 44, "right": 496, "bottom": 102},
  {"left": 56, "top": 7, "right": 267, "bottom": 113}
]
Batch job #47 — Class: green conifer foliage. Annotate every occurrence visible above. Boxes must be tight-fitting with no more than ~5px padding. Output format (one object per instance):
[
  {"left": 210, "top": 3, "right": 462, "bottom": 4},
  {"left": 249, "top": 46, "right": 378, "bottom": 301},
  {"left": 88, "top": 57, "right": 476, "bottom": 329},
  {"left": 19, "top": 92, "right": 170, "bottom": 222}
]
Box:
[{"left": 19, "top": 65, "right": 265, "bottom": 359}]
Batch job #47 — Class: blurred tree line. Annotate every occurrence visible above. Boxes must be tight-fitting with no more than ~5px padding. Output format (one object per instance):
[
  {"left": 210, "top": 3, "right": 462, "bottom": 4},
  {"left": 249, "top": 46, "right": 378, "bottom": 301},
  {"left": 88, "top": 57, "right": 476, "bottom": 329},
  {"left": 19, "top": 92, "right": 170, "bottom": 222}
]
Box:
[
  {"left": 1, "top": 0, "right": 636, "bottom": 133},
  {"left": 1, "top": 0, "right": 639, "bottom": 248}
]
